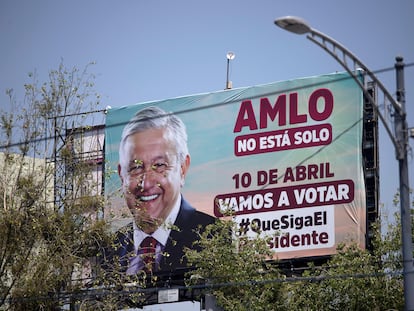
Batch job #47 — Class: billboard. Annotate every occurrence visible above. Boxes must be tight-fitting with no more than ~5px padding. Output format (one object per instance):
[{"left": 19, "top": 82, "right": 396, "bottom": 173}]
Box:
[{"left": 104, "top": 71, "right": 366, "bottom": 273}]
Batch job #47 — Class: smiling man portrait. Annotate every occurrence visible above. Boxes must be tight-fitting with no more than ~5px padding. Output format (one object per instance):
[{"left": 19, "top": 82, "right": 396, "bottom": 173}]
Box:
[{"left": 102, "top": 106, "right": 215, "bottom": 276}]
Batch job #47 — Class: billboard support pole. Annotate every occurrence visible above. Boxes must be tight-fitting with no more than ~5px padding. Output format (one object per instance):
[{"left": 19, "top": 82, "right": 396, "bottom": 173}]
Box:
[{"left": 274, "top": 16, "right": 413, "bottom": 311}]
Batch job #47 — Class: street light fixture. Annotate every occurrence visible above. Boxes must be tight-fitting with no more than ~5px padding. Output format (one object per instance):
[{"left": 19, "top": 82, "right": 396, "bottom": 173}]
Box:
[
  {"left": 275, "top": 15, "right": 413, "bottom": 310},
  {"left": 226, "top": 51, "right": 235, "bottom": 89}
]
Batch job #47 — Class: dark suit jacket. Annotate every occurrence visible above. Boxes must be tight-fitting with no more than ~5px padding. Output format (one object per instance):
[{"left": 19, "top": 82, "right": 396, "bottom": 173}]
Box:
[{"left": 101, "top": 197, "right": 215, "bottom": 276}]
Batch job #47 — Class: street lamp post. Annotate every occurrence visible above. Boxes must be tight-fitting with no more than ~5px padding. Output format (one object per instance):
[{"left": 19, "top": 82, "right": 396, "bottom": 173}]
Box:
[
  {"left": 274, "top": 16, "right": 413, "bottom": 310},
  {"left": 226, "top": 51, "right": 235, "bottom": 89}
]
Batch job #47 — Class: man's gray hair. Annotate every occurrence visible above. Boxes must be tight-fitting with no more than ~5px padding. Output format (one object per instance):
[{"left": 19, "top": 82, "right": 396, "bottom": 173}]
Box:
[{"left": 119, "top": 106, "right": 189, "bottom": 165}]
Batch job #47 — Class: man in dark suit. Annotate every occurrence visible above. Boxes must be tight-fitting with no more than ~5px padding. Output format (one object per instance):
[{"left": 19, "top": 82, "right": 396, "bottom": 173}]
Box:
[{"left": 102, "top": 106, "right": 215, "bottom": 276}]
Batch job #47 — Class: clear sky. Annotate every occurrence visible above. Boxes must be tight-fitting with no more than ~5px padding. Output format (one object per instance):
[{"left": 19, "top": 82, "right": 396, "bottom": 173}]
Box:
[{"left": 1, "top": 0, "right": 413, "bottom": 309}]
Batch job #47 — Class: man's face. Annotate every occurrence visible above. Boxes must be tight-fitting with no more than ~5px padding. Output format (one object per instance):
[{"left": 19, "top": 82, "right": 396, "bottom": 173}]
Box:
[{"left": 118, "top": 128, "right": 190, "bottom": 233}]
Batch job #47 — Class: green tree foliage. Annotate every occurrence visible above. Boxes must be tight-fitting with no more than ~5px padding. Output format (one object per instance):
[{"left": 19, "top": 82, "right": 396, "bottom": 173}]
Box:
[
  {"left": 0, "top": 63, "right": 112, "bottom": 310},
  {"left": 186, "top": 208, "right": 407, "bottom": 311},
  {"left": 186, "top": 218, "right": 286, "bottom": 311},
  {"left": 286, "top": 217, "right": 404, "bottom": 311}
]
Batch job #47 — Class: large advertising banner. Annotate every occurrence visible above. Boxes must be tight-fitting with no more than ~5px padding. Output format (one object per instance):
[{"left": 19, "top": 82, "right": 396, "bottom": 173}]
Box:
[{"left": 104, "top": 71, "right": 366, "bottom": 265}]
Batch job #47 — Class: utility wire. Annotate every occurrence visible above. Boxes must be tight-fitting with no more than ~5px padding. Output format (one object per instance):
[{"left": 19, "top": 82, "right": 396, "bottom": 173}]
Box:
[
  {"left": 4, "top": 269, "right": 405, "bottom": 304},
  {"left": 1, "top": 62, "right": 413, "bottom": 151}
]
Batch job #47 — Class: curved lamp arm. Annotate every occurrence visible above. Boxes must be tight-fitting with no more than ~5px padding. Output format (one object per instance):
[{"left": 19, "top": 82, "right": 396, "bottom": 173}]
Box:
[{"left": 274, "top": 16, "right": 406, "bottom": 159}]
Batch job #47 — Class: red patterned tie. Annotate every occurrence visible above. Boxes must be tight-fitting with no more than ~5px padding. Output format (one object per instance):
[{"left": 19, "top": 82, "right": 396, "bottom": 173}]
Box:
[{"left": 140, "top": 236, "right": 157, "bottom": 272}]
